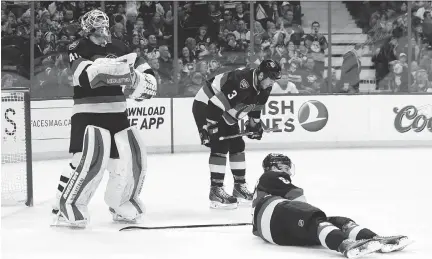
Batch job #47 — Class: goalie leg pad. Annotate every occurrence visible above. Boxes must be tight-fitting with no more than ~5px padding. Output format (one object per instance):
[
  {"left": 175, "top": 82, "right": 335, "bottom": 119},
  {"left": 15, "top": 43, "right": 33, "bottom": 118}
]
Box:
[
  {"left": 59, "top": 125, "right": 111, "bottom": 223},
  {"left": 105, "top": 126, "right": 147, "bottom": 220},
  {"left": 52, "top": 153, "right": 82, "bottom": 212}
]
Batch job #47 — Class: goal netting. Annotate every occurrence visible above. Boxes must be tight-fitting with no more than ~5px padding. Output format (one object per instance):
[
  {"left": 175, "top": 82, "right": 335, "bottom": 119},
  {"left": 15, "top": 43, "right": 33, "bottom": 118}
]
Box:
[{"left": 1, "top": 89, "right": 33, "bottom": 206}]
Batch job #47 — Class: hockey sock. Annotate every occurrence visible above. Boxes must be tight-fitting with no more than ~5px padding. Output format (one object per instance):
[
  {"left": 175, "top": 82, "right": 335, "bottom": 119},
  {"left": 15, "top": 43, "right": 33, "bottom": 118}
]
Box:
[
  {"left": 229, "top": 152, "right": 246, "bottom": 184},
  {"left": 345, "top": 222, "right": 377, "bottom": 240},
  {"left": 209, "top": 153, "right": 226, "bottom": 187},
  {"left": 318, "top": 222, "right": 347, "bottom": 251}
]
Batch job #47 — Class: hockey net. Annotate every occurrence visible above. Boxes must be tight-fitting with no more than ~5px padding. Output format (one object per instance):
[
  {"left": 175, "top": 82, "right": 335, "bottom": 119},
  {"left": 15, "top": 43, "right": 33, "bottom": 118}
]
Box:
[{"left": 1, "top": 89, "right": 33, "bottom": 206}]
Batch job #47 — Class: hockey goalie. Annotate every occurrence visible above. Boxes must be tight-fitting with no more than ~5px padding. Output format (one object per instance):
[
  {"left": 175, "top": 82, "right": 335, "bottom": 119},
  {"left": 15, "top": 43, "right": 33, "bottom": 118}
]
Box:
[{"left": 51, "top": 9, "right": 157, "bottom": 228}]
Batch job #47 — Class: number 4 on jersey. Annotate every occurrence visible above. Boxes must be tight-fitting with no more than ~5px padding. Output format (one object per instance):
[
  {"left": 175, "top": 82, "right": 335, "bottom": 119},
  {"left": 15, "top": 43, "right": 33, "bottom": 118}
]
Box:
[{"left": 69, "top": 52, "right": 80, "bottom": 62}]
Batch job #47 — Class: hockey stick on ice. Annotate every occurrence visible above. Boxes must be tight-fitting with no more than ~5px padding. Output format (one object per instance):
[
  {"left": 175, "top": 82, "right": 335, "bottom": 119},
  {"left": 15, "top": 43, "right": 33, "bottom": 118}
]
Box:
[
  {"left": 119, "top": 222, "right": 252, "bottom": 231},
  {"left": 219, "top": 127, "right": 280, "bottom": 140}
]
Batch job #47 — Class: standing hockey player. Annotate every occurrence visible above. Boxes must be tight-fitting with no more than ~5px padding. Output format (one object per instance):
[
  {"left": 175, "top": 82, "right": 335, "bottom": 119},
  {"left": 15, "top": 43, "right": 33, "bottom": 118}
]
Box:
[
  {"left": 51, "top": 9, "right": 157, "bottom": 228},
  {"left": 193, "top": 60, "right": 282, "bottom": 209},
  {"left": 252, "top": 153, "right": 412, "bottom": 258}
]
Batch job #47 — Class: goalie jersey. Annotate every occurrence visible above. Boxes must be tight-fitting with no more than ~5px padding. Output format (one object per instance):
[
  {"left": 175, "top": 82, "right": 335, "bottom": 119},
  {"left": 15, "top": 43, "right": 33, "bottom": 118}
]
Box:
[
  {"left": 68, "top": 38, "right": 154, "bottom": 116},
  {"left": 194, "top": 68, "right": 271, "bottom": 125}
]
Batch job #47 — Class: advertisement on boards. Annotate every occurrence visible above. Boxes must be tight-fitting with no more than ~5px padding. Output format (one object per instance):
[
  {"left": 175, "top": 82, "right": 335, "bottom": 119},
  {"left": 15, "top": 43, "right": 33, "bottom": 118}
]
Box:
[
  {"left": 172, "top": 96, "right": 371, "bottom": 149},
  {"left": 126, "top": 98, "right": 171, "bottom": 149},
  {"left": 2, "top": 98, "right": 26, "bottom": 156},
  {"left": 29, "top": 98, "right": 172, "bottom": 156},
  {"left": 368, "top": 95, "right": 432, "bottom": 141}
]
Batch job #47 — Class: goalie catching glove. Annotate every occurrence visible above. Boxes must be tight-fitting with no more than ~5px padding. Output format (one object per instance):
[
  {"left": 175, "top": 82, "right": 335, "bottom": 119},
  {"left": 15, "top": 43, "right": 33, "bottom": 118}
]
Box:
[
  {"left": 245, "top": 118, "right": 263, "bottom": 140},
  {"left": 130, "top": 68, "right": 157, "bottom": 101}
]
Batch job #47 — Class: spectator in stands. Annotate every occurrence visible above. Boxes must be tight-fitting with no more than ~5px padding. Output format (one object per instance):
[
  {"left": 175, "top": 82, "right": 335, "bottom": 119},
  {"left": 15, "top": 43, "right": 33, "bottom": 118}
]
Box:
[
  {"left": 300, "top": 56, "right": 321, "bottom": 94},
  {"left": 206, "top": 3, "right": 221, "bottom": 41},
  {"left": 411, "top": 68, "right": 432, "bottom": 92},
  {"left": 369, "top": 2, "right": 396, "bottom": 30},
  {"left": 340, "top": 44, "right": 365, "bottom": 93},
  {"left": 233, "top": 3, "right": 250, "bottom": 25},
  {"left": 305, "top": 21, "right": 328, "bottom": 77},
  {"left": 158, "top": 45, "right": 173, "bottom": 83},
  {"left": 286, "top": 58, "right": 303, "bottom": 89},
  {"left": 253, "top": 20, "right": 266, "bottom": 49},
  {"left": 196, "top": 25, "right": 212, "bottom": 48},
  {"left": 272, "top": 80, "right": 299, "bottom": 94},
  {"left": 233, "top": 20, "right": 250, "bottom": 51},
  {"left": 181, "top": 46, "right": 195, "bottom": 66},
  {"left": 184, "top": 72, "right": 205, "bottom": 96},
  {"left": 220, "top": 10, "right": 237, "bottom": 32},
  {"left": 385, "top": 61, "right": 410, "bottom": 92},
  {"left": 111, "top": 22, "right": 129, "bottom": 47},
  {"left": 321, "top": 68, "right": 342, "bottom": 93},
  {"left": 270, "top": 30, "right": 287, "bottom": 65},
  {"left": 185, "top": 37, "right": 198, "bottom": 59},
  {"left": 146, "top": 34, "right": 160, "bottom": 59}
]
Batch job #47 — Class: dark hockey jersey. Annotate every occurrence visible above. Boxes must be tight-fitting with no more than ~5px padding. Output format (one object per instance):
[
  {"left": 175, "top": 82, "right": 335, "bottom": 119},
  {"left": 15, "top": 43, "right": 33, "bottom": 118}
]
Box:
[
  {"left": 68, "top": 38, "right": 131, "bottom": 116},
  {"left": 252, "top": 170, "right": 306, "bottom": 238},
  {"left": 252, "top": 170, "right": 306, "bottom": 210},
  {"left": 194, "top": 68, "right": 271, "bottom": 125}
]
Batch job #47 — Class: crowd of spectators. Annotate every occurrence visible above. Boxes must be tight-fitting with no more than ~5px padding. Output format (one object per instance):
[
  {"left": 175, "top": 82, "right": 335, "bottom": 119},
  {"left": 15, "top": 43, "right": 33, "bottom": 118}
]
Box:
[
  {"left": 346, "top": 1, "right": 432, "bottom": 93},
  {"left": 2, "top": 1, "right": 432, "bottom": 99},
  {"left": 1, "top": 1, "right": 31, "bottom": 87}
]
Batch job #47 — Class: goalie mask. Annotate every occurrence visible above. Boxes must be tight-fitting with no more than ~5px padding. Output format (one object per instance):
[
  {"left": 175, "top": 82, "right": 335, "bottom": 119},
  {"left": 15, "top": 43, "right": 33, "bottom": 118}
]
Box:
[
  {"left": 262, "top": 153, "right": 295, "bottom": 177},
  {"left": 81, "top": 9, "right": 111, "bottom": 46}
]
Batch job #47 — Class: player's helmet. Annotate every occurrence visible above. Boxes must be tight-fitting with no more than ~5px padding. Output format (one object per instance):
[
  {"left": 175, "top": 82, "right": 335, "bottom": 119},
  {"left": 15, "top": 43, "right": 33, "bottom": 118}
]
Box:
[
  {"left": 81, "top": 9, "right": 111, "bottom": 45},
  {"left": 257, "top": 60, "right": 282, "bottom": 80},
  {"left": 262, "top": 153, "right": 295, "bottom": 176}
]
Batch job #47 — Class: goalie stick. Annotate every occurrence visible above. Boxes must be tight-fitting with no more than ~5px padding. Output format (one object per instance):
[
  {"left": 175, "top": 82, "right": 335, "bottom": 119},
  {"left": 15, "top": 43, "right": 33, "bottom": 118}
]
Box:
[
  {"left": 219, "top": 127, "right": 280, "bottom": 140},
  {"left": 119, "top": 222, "right": 252, "bottom": 231}
]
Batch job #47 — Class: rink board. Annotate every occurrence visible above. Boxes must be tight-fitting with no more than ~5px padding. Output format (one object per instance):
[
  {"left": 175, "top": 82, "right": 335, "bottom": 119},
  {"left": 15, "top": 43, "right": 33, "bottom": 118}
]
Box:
[{"left": 1, "top": 95, "right": 430, "bottom": 160}]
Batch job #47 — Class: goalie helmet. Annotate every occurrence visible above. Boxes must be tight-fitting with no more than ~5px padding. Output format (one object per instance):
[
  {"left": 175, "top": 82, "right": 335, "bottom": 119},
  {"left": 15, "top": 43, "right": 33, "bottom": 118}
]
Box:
[
  {"left": 262, "top": 153, "right": 295, "bottom": 176},
  {"left": 81, "top": 9, "right": 111, "bottom": 46}
]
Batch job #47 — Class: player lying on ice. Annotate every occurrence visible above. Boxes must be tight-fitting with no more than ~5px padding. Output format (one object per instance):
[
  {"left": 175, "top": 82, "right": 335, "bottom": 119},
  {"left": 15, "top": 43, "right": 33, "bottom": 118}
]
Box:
[
  {"left": 252, "top": 153, "right": 412, "bottom": 258},
  {"left": 193, "top": 59, "right": 282, "bottom": 209},
  {"left": 51, "top": 9, "right": 157, "bottom": 228}
]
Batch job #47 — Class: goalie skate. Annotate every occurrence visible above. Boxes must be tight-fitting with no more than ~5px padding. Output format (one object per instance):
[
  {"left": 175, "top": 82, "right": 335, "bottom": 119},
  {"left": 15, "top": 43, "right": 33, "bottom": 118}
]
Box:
[
  {"left": 50, "top": 209, "right": 87, "bottom": 229},
  {"left": 374, "top": 235, "right": 412, "bottom": 253},
  {"left": 232, "top": 183, "right": 253, "bottom": 205},
  {"left": 209, "top": 186, "right": 238, "bottom": 209},
  {"left": 109, "top": 208, "right": 142, "bottom": 224},
  {"left": 338, "top": 239, "right": 383, "bottom": 258}
]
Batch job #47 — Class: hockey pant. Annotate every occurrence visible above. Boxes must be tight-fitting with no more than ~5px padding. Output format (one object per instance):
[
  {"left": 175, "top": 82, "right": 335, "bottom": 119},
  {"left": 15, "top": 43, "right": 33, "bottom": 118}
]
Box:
[{"left": 192, "top": 100, "right": 246, "bottom": 186}]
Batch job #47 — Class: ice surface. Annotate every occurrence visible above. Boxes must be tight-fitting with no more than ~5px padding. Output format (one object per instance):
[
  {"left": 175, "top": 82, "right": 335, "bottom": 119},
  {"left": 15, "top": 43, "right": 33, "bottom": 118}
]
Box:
[{"left": 2, "top": 148, "right": 431, "bottom": 259}]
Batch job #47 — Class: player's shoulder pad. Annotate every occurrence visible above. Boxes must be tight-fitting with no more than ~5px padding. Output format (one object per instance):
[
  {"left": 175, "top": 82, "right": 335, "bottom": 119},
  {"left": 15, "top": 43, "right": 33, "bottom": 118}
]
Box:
[{"left": 233, "top": 68, "right": 253, "bottom": 90}]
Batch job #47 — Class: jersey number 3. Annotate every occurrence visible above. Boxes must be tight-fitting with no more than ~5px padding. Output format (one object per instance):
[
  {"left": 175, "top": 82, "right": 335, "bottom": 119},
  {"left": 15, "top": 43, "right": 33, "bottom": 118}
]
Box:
[{"left": 228, "top": 90, "right": 237, "bottom": 100}]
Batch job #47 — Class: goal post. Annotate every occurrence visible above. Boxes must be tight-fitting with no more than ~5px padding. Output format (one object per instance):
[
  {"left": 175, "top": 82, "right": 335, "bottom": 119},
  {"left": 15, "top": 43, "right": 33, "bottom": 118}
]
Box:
[{"left": 1, "top": 87, "right": 33, "bottom": 206}]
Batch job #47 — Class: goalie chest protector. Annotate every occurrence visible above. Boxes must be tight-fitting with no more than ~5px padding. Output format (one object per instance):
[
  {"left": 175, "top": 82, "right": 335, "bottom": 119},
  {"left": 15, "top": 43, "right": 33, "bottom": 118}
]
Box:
[{"left": 68, "top": 38, "right": 131, "bottom": 104}]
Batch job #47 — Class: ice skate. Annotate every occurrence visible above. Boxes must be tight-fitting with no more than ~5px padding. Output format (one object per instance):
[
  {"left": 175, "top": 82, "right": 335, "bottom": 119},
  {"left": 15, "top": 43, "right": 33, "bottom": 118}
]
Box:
[
  {"left": 50, "top": 209, "right": 87, "bottom": 229},
  {"left": 209, "top": 186, "right": 238, "bottom": 209},
  {"left": 374, "top": 235, "right": 412, "bottom": 253},
  {"left": 338, "top": 239, "right": 383, "bottom": 258},
  {"left": 232, "top": 183, "right": 253, "bottom": 205},
  {"left": 109, "top": 207, "right": 143, "bottom": 224}
]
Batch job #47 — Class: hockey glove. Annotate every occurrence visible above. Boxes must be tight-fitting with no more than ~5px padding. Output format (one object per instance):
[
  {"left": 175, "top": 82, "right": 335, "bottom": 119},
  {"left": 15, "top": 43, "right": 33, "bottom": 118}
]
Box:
[
  {"left": 200, "top": 120, "right": 219, "bottom": 147},
  {"left": 245, "top": 119, "right": 264, "bottom": 140}
]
